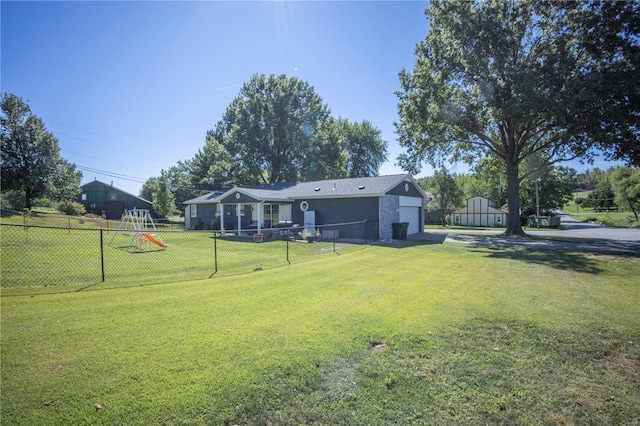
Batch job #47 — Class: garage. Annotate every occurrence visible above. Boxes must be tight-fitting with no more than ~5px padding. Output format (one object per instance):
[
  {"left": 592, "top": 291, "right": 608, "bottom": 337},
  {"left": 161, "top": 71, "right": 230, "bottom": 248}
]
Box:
[
  {"left": 398, "top": 206, "right": 420, "bottom": 235},
  {"left": 399, "top": 196, "right": 422, "bottom": 235}
]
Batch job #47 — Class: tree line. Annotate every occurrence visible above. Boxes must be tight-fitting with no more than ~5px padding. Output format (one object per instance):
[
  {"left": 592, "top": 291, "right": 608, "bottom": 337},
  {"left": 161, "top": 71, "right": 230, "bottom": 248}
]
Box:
[
  {"left": 420, "top": 164, "right": 640, "bottom": 226},
  {"left": 1, "top": 93, "right": 82, "bottom": 212}
]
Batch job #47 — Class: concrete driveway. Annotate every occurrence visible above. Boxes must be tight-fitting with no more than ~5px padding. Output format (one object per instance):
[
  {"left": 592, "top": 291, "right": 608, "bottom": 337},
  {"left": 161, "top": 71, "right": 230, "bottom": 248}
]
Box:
[{"left": 414, "top": 213, "right": 640, "bottom": 255}]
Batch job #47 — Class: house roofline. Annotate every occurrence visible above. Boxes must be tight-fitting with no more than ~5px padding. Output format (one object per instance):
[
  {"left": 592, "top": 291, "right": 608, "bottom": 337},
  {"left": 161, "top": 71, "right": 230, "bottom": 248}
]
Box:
[{"left": 81, "top": 179, "right": 153, "bottom": 204}]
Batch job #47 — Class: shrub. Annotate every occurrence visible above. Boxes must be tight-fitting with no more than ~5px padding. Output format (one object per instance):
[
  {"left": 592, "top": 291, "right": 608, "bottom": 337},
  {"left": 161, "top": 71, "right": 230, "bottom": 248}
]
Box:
[{"left": 59, "top": 201, "right": 86, "bottom": 216}]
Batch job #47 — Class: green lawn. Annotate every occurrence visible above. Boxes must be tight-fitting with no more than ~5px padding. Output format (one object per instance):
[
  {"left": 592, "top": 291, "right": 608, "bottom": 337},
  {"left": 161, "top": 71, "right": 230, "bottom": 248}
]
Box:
[
  {"left": 565, "top": 191, "right": 639, "bottom": 228},
  {"left": 1, "top": 241, "right": 639, "bottom": 425},
  {"left": 0, "top": 225, "right": 364, "bottom": 296}
]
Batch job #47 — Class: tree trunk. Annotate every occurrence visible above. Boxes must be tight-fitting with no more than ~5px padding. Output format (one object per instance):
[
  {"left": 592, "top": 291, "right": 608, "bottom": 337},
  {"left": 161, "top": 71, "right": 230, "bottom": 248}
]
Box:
[
  {"left": 504, "top": 160, "right": 525, "bottom": 236},
  {"left": 25, "top": 187, "right": 33, "bottom": 210}
]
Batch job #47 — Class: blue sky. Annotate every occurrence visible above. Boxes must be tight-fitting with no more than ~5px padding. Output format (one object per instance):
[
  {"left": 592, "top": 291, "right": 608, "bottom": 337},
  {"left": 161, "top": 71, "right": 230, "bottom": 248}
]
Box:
[{"left": 2, "top": 1, "right": 619, "bottom": 196}]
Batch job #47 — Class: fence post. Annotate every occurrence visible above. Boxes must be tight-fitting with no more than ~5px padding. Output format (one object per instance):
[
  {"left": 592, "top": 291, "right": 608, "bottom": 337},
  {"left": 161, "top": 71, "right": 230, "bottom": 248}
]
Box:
[
  {"left": 100, "top": 229, "right": 105, "bottom": 282},
  {"left": 286, "top": 238, "right": 290, "bottom": 264},
  {"left": 209, "top": 231, "right": 218, "bottom": 278}
]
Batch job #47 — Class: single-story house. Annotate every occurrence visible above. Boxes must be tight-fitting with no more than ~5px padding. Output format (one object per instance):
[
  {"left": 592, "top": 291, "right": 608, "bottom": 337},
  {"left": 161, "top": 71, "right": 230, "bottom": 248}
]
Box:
[
  {"left": 78, "top": 179, "right": 156, "bottom": 220},
  {"left": 183, "top": 174, "right": 428, "bottom": 240},
  {"left": 451, "top": 196, "right": 507, "bottom": 228}
]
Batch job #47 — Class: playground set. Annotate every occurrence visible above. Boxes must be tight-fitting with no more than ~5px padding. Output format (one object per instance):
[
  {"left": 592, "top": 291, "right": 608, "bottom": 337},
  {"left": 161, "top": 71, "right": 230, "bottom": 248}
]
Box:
[{"left": 108, "top": 209, "right": 167, "bottom": 252}]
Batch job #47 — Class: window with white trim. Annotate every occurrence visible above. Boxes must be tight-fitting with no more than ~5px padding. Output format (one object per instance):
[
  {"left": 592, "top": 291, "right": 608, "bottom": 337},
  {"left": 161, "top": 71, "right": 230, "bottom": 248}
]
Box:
[
  {"left": 263, "top": 204, "right": 279, "bottom": 226},
  {"left": 190, "top": 204, "right": 197, "bottom": 218}
]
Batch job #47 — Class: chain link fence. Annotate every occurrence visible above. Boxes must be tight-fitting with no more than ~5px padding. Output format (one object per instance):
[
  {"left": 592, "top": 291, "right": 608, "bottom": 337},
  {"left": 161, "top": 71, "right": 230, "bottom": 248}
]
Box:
[{"left": 1, "top": 221, "right": 370, "bottom": 294}]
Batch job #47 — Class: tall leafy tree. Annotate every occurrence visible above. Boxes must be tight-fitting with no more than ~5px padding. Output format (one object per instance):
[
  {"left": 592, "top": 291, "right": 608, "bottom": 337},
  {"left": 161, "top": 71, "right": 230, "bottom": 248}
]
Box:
[
  {"left": 583, "top": 180, "right": 616, "bottom": 212},
  {"left": 424, "top": 167, "right": 463, "bottom": 226},
  {"left": 1, "top": 93, "right": 80, "bottom": 209},
  {"left": 212, "top": 74, "right": 334, "bottom": 185},
  {"left": 189, "top": 132, "right": 234, "bottom": 190},
  {"left": 152, "top": 171, "right": 177, "bottom": 218},
  {"left": 338, "top": 118, "right": 388, "bottom": 177},
  {"left": 300, "top": 117, "right": 348, "bottom": 181},
  {"left": 47, "top": 158, "right": 83, "bottom": 203},
  {"left": 609, "top": 166, "right": 640, "bottom": 220},
  {"left": 139, "top": 177, "right": 159, "bottom": 203},
  {"left": 519, "top": 166, "right": 575, "bottom": 218},
  {"left": 395, "top": 1, "right": 639, "bottom": 236}
]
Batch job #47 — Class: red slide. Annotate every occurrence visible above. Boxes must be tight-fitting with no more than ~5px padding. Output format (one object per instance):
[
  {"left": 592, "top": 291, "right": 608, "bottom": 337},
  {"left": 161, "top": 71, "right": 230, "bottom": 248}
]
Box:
[{"left": 141, "top": 232, "right": 167, "bottom": 248}]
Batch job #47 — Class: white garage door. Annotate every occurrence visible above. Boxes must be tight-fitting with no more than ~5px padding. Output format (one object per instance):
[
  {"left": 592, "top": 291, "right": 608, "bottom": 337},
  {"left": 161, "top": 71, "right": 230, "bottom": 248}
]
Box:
[{"left": 399, "top": 206, "right": 420, "bottom": 235}]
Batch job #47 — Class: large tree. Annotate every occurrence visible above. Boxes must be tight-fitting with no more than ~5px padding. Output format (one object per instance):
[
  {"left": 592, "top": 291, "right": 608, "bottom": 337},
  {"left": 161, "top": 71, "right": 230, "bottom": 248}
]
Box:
[
  {"left": 338, "top": 118, "right": 388, "bottom": 178},
  {"left": 1, "top": 93, "right": 81, "bottom": 209},
  {"left": 212, "top": 74, "right": 335, "bottom": 185},
  {"left": 519, "top": 165, "right": 575, "bottom": 218},
  {"left": 47, "top": 157, "right": 83, "bottom": 203},
  {"left": 609, "top": 166, "right": 640, "bottom": 220},
  {"left": 423, "top": 167, "right": 463, "bottom": 226},
  {"left": 395, "top": 1, "right": 639, "bottom": 236}
]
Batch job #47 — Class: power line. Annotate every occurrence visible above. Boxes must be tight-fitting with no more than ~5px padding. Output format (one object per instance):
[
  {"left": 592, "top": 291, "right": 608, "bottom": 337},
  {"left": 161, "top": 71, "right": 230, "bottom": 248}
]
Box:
[
  {"left": 60, "top": 149, "right": 158, "bottom": 176},
  {"left": 76, "top": 165, "right": 148, "bottom": 183},
  {"left": 53, "top": 131, "right": 167, "bottom": 166},
  {"left": 42, "top": 116, "right": 185, "bottom": 158},
  {"left": 75, "top": 165, "right": 213, "bottom": 194}
]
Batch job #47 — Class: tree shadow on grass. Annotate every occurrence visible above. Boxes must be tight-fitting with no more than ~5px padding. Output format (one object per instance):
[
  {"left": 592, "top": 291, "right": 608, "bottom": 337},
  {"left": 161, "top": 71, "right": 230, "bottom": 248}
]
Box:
[
  {"left": 383, "top": 234, "right": 447, "bottom": 248},
  {"left": 467, "top": 245, "right": 604, "bottom": 274}
]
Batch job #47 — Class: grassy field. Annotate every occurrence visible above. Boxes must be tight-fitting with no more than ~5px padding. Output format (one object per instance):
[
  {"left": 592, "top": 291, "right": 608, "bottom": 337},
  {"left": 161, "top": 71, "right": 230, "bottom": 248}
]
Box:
[
  {"left": 0, "top": 224, "right": 364, "bottom": 296},
  {"left": 565, "top": 191, "right": 639, "bottom": 228},
  {"left": 2, "top": 240, "right": 639, "bottom": 425}
]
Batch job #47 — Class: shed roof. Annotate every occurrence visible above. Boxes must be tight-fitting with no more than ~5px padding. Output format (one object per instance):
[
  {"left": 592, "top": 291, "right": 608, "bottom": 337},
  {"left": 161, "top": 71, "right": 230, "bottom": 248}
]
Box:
[{"left": 81, "top": 180, "right": 153, "bottom": 204}]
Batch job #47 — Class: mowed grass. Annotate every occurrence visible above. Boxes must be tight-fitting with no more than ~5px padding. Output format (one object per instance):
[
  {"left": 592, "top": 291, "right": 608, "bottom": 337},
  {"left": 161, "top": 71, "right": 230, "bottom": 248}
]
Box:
[
  {"left": 1, "top": 242, "right": 639, "bottom": 425},
  {"left": 0, "top": 225, "right": 363, "bottom": 295}
]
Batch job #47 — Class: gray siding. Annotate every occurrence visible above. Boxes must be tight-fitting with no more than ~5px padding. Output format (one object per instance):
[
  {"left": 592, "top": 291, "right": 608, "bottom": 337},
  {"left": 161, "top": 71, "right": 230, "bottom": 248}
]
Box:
[
  {"left": 188, "top": 203, "right": 219, "bottom": 229},
  {"left": 291, "top": 197, "right": 379, "bottom": 240},
  {"left": 386, "top": 181, "right": 423, "bottom": 198}
]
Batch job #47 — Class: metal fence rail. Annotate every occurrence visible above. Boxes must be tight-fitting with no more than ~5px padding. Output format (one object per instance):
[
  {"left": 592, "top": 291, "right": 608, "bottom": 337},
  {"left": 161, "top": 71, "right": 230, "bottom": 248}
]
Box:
[{"left": 0, "top": 221, "right": 369, "bottom": 294}]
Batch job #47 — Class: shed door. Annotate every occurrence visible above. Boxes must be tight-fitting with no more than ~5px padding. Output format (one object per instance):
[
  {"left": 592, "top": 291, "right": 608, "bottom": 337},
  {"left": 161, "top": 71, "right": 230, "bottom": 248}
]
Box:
[{"left": 399, "top": 207, "right": 420, "bottom": 235}]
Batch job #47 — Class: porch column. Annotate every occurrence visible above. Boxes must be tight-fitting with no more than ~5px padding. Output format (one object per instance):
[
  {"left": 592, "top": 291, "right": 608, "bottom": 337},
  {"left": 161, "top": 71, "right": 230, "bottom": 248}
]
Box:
[
  {"left": 257, "top": 202, "right": 262, "bottom": 234},
  {"left": 237, "top": 203, "right": 242, "bottom": 235}
]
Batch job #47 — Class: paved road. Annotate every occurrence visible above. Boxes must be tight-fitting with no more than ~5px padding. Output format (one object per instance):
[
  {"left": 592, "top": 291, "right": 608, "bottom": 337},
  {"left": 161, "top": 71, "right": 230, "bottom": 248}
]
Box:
[
  {"left": 530, "top": 212, "right": 640, "bottom": 241},
  {"left": 415, "top": 213, "right": 640, "bottom": 254}
]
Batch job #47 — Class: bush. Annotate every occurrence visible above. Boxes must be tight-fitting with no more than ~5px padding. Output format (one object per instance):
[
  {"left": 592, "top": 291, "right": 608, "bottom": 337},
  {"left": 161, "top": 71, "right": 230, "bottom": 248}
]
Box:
[{"left": 59, "top": 201, "right": 86, "bottom": 216}]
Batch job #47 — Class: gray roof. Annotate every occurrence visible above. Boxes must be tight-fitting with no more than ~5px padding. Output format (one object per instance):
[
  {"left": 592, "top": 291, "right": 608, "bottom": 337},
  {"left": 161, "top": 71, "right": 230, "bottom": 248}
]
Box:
[
  {"left": 182, "top": 190, "right": 227, "bottom": 205},
  {"left": 271, "top": 174, "right": 415, "bottom": 199},
  {"left": 184, "top": 174, "right": 427, "bottom": 204}
]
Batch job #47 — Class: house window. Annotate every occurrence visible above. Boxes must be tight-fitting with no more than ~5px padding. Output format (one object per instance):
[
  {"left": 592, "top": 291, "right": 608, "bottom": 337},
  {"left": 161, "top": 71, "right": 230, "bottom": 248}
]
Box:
[
  {"left": 190, "top": 204, "right": 197, "bottom": 218},
  {"left": 263, "top": 204, "right": 279, "bottom": 226},
  {"left": 81, "top": 194, "right": 87, "bottom": 201},
  {"left": 109, "top": 192, "right": 117, "bottom": 201}
]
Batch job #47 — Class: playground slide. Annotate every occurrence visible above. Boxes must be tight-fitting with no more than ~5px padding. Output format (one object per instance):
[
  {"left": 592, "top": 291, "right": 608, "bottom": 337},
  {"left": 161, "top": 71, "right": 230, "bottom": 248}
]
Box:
[{"left": 141, "top": 232, "right": 167, "bottom": 248}]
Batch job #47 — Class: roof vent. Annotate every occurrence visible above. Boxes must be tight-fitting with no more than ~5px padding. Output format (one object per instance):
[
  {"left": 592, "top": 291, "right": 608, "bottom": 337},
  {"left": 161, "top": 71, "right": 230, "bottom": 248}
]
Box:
[
  {"left": 314, "top": 187, "right": 321, "bottom": 191},
  {"left": 332, "top": 183, "right": 336, "bottom": 191},
  {"left": 358, "top": 185, "right": 365, "bottom": 190}
]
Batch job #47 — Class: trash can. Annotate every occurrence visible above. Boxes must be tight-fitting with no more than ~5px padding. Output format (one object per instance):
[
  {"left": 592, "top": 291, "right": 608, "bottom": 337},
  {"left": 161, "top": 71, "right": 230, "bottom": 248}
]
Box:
[{"left": 392, "top": 222, "right": 409, "bottom": 239}]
